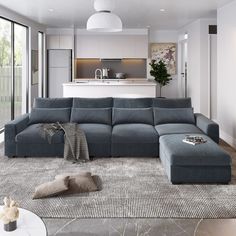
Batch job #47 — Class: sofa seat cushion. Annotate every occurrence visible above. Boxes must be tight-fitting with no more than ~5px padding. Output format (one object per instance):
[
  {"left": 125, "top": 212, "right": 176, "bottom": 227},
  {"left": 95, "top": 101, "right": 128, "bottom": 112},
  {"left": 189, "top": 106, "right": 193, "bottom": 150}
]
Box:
[
  {"left": 160, "top": 134, "right": 231, "bottom": 166},
  {"left": 155, "top": 124, "right": 203, "bottom": 136},
  {"left": 78, "top": 123, "right": 112, "bottom": 144},
  {"left": 16, "top": 124, "right": 64, "bottom": 144},
  {"left": 112, "top": 124, "right": 158, "bottom": 144}
]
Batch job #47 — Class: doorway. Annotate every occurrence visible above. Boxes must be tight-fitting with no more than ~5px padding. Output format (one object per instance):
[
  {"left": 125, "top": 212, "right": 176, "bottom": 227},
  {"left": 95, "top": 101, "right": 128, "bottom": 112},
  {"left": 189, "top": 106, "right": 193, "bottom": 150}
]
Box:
[{"left": 179, "top": 35, "right": 188, "bottom": 98}]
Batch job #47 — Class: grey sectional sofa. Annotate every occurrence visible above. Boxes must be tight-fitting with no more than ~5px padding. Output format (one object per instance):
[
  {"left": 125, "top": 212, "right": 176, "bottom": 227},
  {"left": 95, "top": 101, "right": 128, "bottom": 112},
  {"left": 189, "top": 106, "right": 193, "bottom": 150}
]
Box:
[
  {"left": 5, "top": 97, "right": 232, "bottom": 183},
  {"left": 5, "top": 97, "right": 219, "bottom": 158}
]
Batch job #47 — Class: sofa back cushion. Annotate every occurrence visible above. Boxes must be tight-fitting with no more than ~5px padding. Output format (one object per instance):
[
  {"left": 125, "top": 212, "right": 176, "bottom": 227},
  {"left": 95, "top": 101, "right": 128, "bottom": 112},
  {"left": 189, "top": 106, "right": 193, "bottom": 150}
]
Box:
[
  {"left": 112, "top": 108, "right": 153, "bottom": 125},
  {"left": 154, "top": 108, "right": 195, "bottom": 125},
  {"left": 153, "top": 98, "right": 192, "bottom": 108},
  {"left": 29, "top": 108, "right": 71, "bottom": 125},
  {"left": 73, "top": 97, "right": 113, "bottom": 108},
  {"left": 113, "top": 98, "right": 152, "bottom": 108},
  {"left": 34, "top": 98, "right": 73, "bottom": 108},
  {"left": 71, "top": 108, "right": 112, "bottom": 125}
]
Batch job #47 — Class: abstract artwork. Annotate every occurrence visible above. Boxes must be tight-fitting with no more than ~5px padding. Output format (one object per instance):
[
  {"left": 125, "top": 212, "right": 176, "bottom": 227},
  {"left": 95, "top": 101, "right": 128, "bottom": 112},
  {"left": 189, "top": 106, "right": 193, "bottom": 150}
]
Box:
[{"left": 150, "top": 43, "right": 177, "bottom": 75}]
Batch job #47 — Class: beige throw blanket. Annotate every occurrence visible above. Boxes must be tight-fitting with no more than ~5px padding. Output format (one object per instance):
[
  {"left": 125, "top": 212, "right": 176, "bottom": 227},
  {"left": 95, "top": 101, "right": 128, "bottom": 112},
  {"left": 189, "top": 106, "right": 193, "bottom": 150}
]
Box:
[{"left": 40, "top": 123, "right": 89, "bottom": 162}]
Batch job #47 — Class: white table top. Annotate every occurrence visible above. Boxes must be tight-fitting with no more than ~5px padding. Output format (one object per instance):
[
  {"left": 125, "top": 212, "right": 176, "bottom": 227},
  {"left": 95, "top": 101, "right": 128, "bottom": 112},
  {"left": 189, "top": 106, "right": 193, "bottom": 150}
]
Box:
[{"left": 0, "top": 206, "right": 47, "bottom": 236}]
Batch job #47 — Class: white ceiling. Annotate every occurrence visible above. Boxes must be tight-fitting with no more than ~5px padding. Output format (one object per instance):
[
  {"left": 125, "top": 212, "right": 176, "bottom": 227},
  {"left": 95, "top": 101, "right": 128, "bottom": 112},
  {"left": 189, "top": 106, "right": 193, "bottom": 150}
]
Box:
[{"left": 0, "top": 0, "right": 233, "bottom": 29}]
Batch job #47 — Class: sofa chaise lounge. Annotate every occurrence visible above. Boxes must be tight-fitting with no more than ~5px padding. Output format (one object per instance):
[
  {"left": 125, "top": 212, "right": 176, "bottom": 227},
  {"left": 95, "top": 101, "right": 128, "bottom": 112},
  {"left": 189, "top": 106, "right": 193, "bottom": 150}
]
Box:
[{"left": 4, "top": 97, "right": 231, "bottom": 183}]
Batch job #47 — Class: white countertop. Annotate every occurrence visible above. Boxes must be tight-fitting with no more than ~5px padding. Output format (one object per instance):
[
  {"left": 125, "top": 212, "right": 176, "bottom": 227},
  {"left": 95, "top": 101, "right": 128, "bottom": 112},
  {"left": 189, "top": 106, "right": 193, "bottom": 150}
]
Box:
[{"left": 64, "top": 79, "right": 156, "bottom": 86}]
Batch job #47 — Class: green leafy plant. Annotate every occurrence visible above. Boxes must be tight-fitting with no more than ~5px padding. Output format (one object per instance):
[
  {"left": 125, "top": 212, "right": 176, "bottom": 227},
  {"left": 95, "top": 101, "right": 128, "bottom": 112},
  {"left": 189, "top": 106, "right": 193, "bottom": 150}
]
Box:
[{"left": 149, "top": 60, "right": 172, "bottom": 97}]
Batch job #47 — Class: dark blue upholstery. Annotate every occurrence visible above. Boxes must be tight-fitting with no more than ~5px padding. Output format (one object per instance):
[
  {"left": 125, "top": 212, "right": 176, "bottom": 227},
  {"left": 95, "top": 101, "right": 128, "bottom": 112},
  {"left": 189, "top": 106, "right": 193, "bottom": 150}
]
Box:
[
  {"left": 71, "top": 108, "right": 112, "bottom": 125},
  {"left": 78, "top": 123, "right": 112, "bottom": 157},
  {"left": 155, "top": 124, "right": 203, "bottom": 136},
  {"left": 73, "top": 97, "right": 113, "bottom": 108},
  {"left": 113, "top": 98, "right": 152, "bottom": 108},
  {"left": 16, "top": 124, "right": 64, "bottom": 144},
  {"left": 112, "top": 108, "right": 153, "bottom": 125},
  {"left": 4, "top": 114, "right": 29, "bottom": 157},
  {"left": 154, "top": 108, "right": 195, "bottom": 125},
  {"left": 5, "top": 96, "right": 222, "bottom": 169},
  {"left": 153, "top": 98, "right": 192, "bottom": 108},
  {"left": 159, "top": 134, "right": 231, "bottom": 183},
  {"left": 195, "top": 113, "right": 219, "bottom": 143},
  {"left": 29, "top": 108, "right": 71, "bottom": 125},
  {"left": 112, "top": 124, "right": 159, "bottom": 157},
  {"left": 34, "top": 98, "right": 73, "bottom": 108}
]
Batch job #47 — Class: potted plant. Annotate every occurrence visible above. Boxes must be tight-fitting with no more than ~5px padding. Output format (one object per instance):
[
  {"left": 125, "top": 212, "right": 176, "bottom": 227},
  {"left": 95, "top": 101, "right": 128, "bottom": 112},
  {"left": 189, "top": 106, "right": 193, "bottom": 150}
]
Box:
[
  {"left": 0, "top": 197, "right": 19, "bottom": 232},
  {"left": 149, "top": 59, "right": 172, "bottom": 97}
]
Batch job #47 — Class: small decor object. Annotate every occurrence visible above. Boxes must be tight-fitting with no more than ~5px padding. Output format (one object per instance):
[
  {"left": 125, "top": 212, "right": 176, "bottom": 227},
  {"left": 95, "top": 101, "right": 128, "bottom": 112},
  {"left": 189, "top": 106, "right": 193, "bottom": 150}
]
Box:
[
  {"left": 0, "top": 197, "right": 19, "bottom": 232},
  {"left": 149, "top": 59, "right": 172, "bottom": 97},
  {"left": 150, "top": 43, "right": 176, "bottom": 75},
  {"left": 183, "top": 135, "right": 207, "bottom": 145}
]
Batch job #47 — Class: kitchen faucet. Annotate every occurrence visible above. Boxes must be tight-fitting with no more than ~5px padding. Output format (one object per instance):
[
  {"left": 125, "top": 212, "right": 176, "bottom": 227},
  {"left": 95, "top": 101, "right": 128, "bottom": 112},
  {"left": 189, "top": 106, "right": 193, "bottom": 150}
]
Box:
[{"left": 95, "top": 69, "right": 102, "bottom": 80}]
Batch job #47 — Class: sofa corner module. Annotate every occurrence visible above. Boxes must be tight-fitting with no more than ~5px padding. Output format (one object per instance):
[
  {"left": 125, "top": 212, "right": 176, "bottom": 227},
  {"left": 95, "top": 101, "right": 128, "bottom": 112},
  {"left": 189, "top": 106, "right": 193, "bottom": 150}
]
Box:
[
  {"left": 194, "top": 113, "right": 219, "bottom": 143},
  {"left": 4, "top": 114, "right": 30, "bottom": 157}
]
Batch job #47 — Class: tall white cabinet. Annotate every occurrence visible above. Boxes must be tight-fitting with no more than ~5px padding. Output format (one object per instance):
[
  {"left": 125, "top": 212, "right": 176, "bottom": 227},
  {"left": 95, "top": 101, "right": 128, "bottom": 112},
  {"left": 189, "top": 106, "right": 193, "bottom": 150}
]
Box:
[
  {"left": 47, "top": 35, "right": 74, "bottom": 49},
  {"left": 48, "top": 50, "right": 72, "bottom": 98}
]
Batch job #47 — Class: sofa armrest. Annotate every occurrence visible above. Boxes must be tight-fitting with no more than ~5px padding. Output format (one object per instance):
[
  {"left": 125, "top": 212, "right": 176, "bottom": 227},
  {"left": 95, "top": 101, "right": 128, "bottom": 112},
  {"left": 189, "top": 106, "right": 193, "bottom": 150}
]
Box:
[
  {"left": 194, "top": 113, "right": 219, "bottom": 143},
  {"left": 4, "top": 114, "right": 29, "bottom": 157}
]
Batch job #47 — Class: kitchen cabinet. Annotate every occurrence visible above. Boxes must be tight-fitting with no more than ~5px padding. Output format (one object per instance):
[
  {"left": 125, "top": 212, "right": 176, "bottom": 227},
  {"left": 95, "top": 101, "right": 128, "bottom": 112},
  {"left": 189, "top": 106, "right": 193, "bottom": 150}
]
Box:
[
  {"left": 47, "top": 35, "right": 73, "bottom": 49},
  {"left": 75, "top": 35, "right": 148, "bottom": 58}
]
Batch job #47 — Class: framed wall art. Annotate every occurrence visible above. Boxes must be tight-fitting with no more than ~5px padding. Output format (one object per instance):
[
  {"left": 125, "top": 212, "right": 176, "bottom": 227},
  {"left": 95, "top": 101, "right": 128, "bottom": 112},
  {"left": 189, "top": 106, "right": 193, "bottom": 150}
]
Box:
[{"left": 150, "top": 43, "right": 177, "bottom": 75}]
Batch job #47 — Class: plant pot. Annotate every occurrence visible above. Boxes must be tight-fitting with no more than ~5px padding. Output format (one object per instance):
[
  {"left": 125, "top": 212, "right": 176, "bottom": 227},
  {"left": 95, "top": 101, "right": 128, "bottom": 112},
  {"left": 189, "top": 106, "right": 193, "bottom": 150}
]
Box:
[{"left": 4, "top": 221, "right": 17, "bottom": 232}]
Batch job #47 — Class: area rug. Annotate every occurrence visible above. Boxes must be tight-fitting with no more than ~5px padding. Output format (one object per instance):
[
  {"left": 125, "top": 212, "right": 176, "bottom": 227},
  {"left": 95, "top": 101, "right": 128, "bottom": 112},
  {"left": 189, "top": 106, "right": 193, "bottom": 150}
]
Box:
[{"left": 1, "top": 145, "right": 236, "bottom": 219}]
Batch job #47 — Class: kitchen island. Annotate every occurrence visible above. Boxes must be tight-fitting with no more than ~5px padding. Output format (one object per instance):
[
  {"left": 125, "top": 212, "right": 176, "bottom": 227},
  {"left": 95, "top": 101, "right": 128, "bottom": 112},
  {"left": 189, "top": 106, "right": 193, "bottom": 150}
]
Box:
[{"left": 63, "top": 79, "right": 157, "bottom": 98}]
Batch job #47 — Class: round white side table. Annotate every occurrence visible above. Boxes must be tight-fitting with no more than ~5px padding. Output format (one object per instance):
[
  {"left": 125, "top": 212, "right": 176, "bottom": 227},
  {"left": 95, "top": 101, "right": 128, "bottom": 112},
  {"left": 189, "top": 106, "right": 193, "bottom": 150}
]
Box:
[{"left": 0, "top": 206, "right": 47, "bottom": 236}]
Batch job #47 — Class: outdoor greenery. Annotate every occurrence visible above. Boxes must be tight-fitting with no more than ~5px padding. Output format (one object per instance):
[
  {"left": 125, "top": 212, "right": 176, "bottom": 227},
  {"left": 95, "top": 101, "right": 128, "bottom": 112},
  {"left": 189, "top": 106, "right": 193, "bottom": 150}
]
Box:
[
  {"left": 149, "top": 59, "right": 172, "bottom": 97},
  {"left": 0, "top": 19, "right": 24, "bottom": 67}
]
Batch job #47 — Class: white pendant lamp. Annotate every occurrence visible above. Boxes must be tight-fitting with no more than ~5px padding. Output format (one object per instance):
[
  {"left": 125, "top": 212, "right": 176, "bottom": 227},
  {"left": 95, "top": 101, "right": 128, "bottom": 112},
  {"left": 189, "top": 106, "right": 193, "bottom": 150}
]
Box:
[{"left": 87, "top": 0, "right": 122, "bottom": 32}]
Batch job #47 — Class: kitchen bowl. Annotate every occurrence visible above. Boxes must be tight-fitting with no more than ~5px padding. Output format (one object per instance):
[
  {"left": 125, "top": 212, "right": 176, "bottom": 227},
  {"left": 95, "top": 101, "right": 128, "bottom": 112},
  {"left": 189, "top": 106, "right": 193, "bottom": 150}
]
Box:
[{"left": 115, "top": 73, "right": 126, "bottom": 79}]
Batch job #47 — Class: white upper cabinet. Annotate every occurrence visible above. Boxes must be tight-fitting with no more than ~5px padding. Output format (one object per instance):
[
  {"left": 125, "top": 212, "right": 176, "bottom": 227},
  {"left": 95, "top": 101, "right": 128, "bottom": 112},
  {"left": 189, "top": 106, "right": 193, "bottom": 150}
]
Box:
[
  {"left": 47, "top": 35, "right": 73, "bottom": 49},
  {"left": 75, "top": 35, "right": 148, "bottom": 58}
]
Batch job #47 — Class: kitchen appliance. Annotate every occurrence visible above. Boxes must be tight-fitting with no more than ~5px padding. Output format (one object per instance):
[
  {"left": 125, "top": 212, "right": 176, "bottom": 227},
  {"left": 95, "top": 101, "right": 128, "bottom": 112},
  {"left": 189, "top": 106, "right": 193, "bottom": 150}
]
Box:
[
  {"left": 102, "top": 68, "right": 110, "bottom": 79},
  {"left": 115, "top": 73, "right": 126, "bottom": 79},
  {"left": 48, "top": 49, "right": 72, "bottom": 98}
]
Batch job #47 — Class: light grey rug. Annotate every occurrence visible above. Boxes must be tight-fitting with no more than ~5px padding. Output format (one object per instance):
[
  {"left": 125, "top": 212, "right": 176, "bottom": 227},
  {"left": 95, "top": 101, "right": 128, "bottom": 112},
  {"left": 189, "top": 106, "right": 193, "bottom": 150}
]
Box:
[{"left": 1, "top": 146, "right": 236, "bottom": 219}]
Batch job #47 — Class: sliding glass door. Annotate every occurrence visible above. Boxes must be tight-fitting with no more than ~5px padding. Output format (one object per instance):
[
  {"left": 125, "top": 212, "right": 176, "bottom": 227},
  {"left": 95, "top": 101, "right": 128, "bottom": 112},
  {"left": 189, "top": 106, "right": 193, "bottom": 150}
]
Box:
[
  {"left": 14, "top": 23, "right": 27, "bottom": 118},
  {"left": 0, "top": 17, "right": 28, "bottom": 129},
  {"left": 0, "top": 18, "right": 12, "bottom": 128}
]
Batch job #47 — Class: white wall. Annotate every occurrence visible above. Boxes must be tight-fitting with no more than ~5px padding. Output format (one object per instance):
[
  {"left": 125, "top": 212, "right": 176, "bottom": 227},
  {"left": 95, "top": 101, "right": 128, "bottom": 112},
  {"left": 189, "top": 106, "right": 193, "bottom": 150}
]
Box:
[
  {"left": 148, "top": 30, "right": 179, "bottom": 98},
  {"left": 217, "top": 0, "right": 236, "bottom": 148},
  {"left": 0, "top": 5, "right": 46, "bottom": 109},
  {"left": 178, "top": 18, "right": 216, "bottom": 114}
]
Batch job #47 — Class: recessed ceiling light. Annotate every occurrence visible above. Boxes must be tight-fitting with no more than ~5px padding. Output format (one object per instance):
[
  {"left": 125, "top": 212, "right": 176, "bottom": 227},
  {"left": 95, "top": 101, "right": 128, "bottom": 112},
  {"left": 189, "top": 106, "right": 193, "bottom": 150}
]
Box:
[
  {"left": 48, "top": 8, "right": 54, "bottom": 12},
  {"left": 160, "top": 8, "right": 165, "bottom": 12}
]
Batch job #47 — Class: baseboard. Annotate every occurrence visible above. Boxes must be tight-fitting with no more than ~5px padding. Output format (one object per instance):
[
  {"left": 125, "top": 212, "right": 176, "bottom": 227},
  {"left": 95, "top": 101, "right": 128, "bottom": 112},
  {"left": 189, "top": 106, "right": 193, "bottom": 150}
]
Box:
[{"left": 220, "top": 129, "right": 236, "bottom": 149}]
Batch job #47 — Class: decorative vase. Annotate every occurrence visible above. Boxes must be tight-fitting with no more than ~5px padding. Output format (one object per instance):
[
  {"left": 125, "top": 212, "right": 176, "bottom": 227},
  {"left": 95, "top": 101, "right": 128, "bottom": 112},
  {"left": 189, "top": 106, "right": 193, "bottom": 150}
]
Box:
[{"left": 4, "top": 221, "right": 17, "bottom": 232}]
